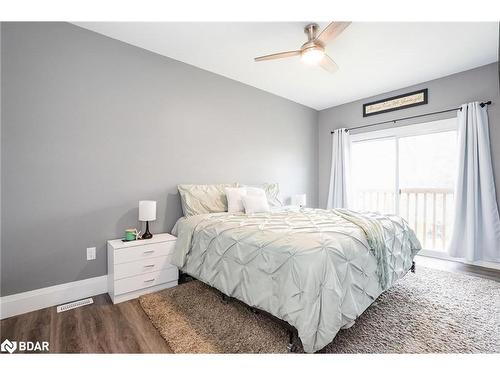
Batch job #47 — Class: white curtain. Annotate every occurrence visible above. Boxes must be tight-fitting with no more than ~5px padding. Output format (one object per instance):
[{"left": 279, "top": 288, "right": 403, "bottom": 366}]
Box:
[
  {"left": 447, "top": 102, "right": 500, "bottom": 262},
  {"left": 327, "top": 128, "right": 351, "bottom": 209}
]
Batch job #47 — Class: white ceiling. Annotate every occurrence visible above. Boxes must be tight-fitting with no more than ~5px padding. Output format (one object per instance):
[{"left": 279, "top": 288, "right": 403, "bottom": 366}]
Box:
[{"left": 74, "top": 22, "right": 498, "bottom": 110}]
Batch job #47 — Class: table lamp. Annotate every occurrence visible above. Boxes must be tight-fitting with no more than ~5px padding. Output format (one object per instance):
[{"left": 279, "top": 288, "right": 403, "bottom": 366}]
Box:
[{"left": 139, "top": 200, "right": 156, "bottom": 239}]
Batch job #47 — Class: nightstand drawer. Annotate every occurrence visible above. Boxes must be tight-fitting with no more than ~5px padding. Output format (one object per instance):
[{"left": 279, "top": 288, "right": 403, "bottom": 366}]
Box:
[
  {"left": 114, "top": 241, "right": 175, "bottom": 264},
  {"left": 114, "top": 268, "right": 178, "bottom": 295},
  {"left": 114, "top": 256, "right": 174, "bottom": 280}
]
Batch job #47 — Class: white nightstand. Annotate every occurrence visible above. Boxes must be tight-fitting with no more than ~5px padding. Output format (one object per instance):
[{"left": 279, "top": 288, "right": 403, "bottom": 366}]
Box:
[{"left": 107, "top": 233, "right": 178, "bottom": 304}]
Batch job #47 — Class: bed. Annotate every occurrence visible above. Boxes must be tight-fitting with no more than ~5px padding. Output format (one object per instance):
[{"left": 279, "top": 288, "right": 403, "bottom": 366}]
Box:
[{"left": 171, "top": 204, "right": 421, "bottom": 353}]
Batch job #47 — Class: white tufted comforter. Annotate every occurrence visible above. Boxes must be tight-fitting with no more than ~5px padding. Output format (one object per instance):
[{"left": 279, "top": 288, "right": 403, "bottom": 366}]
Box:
[{"left": 172, "top": 208, "right": 421, "bottom": 352}]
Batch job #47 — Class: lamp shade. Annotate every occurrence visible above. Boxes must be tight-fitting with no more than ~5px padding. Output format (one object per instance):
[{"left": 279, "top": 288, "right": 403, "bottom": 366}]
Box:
[
  {"left": 293, "top": 194, "right": 307, "bottom": 207},
  {"left": 139, "top": 200, "right": 156, "bottom": 221}
]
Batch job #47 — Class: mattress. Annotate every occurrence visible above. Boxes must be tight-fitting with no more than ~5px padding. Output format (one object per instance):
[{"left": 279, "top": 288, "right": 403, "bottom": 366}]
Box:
[{"left": 171, "top": 208, "right": 421, "bottom": 352}]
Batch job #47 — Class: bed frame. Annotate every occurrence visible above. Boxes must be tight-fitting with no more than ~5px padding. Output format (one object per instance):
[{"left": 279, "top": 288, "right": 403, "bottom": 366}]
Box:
[{"left": 179, "top": 260, "right": 416, "bottom": 353}]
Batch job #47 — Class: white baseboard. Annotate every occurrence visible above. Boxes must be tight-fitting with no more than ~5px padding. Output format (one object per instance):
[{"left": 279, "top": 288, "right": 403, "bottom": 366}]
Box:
[
  {"left": 0, "top": 275, "right": 108, "bottom": 320},
  {"left": 417, "top": 251, "right": 500, "bottom": 270},
  {"left": 466, "top": 259, "right": 500, "bottom": 270}
]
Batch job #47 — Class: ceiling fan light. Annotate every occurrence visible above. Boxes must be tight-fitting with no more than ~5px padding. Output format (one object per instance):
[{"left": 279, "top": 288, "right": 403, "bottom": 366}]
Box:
[{"left": 301, "top": 47, "right": 325, "bottom": 65}]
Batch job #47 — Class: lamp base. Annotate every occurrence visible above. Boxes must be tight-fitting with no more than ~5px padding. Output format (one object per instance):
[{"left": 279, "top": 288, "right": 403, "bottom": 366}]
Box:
[{"left": 142, "top": 221, "right": 153, "bottom": 239}]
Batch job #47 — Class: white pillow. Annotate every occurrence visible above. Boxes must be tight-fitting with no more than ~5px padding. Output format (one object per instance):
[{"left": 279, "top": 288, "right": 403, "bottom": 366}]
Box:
[
  {"left": 262, "top": 183, "right": 283, "bottom": 207},
  {"left": 178, "top": 183, "right": 238, "bottom": 216},
  {"left": 242, "top": 194, "right": 270, "bottom": 214},
  {"left": 245, "top": 187, "right": 267, "bottom": 198},
  {"left": 225, "top": 187, "right": 247, "bottom": 213},
  {"left": 245, "top": 185, "right": 283, "bottom": 207}
]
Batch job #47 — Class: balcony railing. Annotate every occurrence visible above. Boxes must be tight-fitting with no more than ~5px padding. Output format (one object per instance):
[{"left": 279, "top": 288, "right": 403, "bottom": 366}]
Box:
[{"left": 354, "top": 188, "right": 454, "bottom": 251}]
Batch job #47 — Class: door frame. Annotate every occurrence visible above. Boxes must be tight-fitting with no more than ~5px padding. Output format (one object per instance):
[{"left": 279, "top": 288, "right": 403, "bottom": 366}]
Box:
[{"left": 350, "top": 117, "right": 458, "bottom": 254}]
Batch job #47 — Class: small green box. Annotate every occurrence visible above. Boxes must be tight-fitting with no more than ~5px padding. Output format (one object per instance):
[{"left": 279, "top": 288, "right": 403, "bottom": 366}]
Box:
[{"left": 125, "top": 228, "right": 138, "bottom": 241}]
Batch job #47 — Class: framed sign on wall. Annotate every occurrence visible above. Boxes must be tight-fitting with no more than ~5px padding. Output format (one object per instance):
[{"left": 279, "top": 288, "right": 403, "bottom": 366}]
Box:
[{"left": 363, "top": 88, "right": 428, "bottom": 117}]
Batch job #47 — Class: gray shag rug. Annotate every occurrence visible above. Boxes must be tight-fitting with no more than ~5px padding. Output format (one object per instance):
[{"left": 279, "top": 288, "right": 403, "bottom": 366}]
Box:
[{"left": 139, "top": 267, "right": 500, "bottom": 353}]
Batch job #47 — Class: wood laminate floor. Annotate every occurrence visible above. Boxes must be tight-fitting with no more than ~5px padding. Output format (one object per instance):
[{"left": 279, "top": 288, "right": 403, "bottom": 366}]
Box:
[
  {"left": 0, "top": 294, "right": 172, "bottom": 353},
  {"left": 414, "top": 255, "right": 500, "bottom": 281},
  {"left": 1, "top": 256, "right": 499, "bottom": 354}
]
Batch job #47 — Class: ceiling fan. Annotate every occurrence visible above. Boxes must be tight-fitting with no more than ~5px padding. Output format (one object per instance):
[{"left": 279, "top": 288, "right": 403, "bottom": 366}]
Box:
[{"left": 254, "top": 22, "right": 351, "bottom": 73}]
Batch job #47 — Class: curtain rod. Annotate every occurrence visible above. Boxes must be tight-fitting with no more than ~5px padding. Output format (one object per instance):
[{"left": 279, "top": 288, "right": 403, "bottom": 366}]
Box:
[{"left": 330, "top": 100, "right": 492, "bottom": 134}]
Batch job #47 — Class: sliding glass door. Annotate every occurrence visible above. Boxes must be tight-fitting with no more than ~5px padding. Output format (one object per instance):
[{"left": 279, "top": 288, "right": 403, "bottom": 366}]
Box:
[
  {"left": 350, "top": 118, "right": 457, "bottom": 252},
  {"left": 351, "top": 138, "right": 396, "bottom": 215}
]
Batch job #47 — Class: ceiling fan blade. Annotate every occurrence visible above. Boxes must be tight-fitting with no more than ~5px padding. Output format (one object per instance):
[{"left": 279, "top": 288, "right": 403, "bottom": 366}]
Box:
[
  {"left": 319, "top": 54, "right": 339, "bottom": 73},
  {"left": 315, "top": 22, "right": 351, "bottom": 46},
  {"left": 254, "top": 50, "right": 301, "bottom": 62}
]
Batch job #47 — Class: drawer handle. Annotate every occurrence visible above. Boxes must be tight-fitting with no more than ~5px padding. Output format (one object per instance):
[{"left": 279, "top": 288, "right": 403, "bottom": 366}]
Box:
[
  {"left": 143, "top": 250, "right": 155, "bottom": 254},
  {"left": 144, "top": 278, "right": 155, "bottom": 283},
  {"left": 144, "top": 264, "right": 155, "bottom": 268}
]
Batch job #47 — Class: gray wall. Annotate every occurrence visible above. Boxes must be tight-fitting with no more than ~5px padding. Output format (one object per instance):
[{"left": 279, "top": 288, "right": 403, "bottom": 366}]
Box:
[
  {"left": 0, "top": 22, "right": 318, "bottom": 296},
  {"left": 318, "top": 63, "right": 500, "bottom": 209}
]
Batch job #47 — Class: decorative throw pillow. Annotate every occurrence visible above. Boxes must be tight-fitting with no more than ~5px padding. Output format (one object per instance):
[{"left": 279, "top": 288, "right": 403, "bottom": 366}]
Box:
[
  {"left": 242, "top": 194, "right": 270, "bottom": 214},
  {"left": 243, "top": 183, "right": 283, "bottom": 207},
  {"left": 246, "top": 187, "right": 267, "bottom": 198},
  {"left": 178, "top": 183, "right": 238, "bottom": 216},
  {"left": 225, "top": 187, "right": 247, "bottom": 213}
]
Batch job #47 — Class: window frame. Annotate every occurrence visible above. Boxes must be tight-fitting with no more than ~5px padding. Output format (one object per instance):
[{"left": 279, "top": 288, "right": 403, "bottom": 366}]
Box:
[
  {"left": 350, "top": 117, "right": 458, "bottom": 143},
  {"left": 349, "top": 117, "right": 458, "bottom": 254}
]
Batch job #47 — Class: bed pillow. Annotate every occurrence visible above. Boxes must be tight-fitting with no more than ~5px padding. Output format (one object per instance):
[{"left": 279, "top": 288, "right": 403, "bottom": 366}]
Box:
[
  {"left": 225, "top": 187, "right": 247, "bottom": 213},
  {"left": 246, "top": 187, "right": 267, "bottom": 198},
  {"left": 242, "top": 194, "right": 270, "bottom": 214},
  {"left": 178, "top": 183, "right": 238, "bottom": 216},
  {"left": 263, "top": 183, "right": 283, "bottom": 207},
  {"left": 244, "top": 183, "right": 283, "bottom": 207}
]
